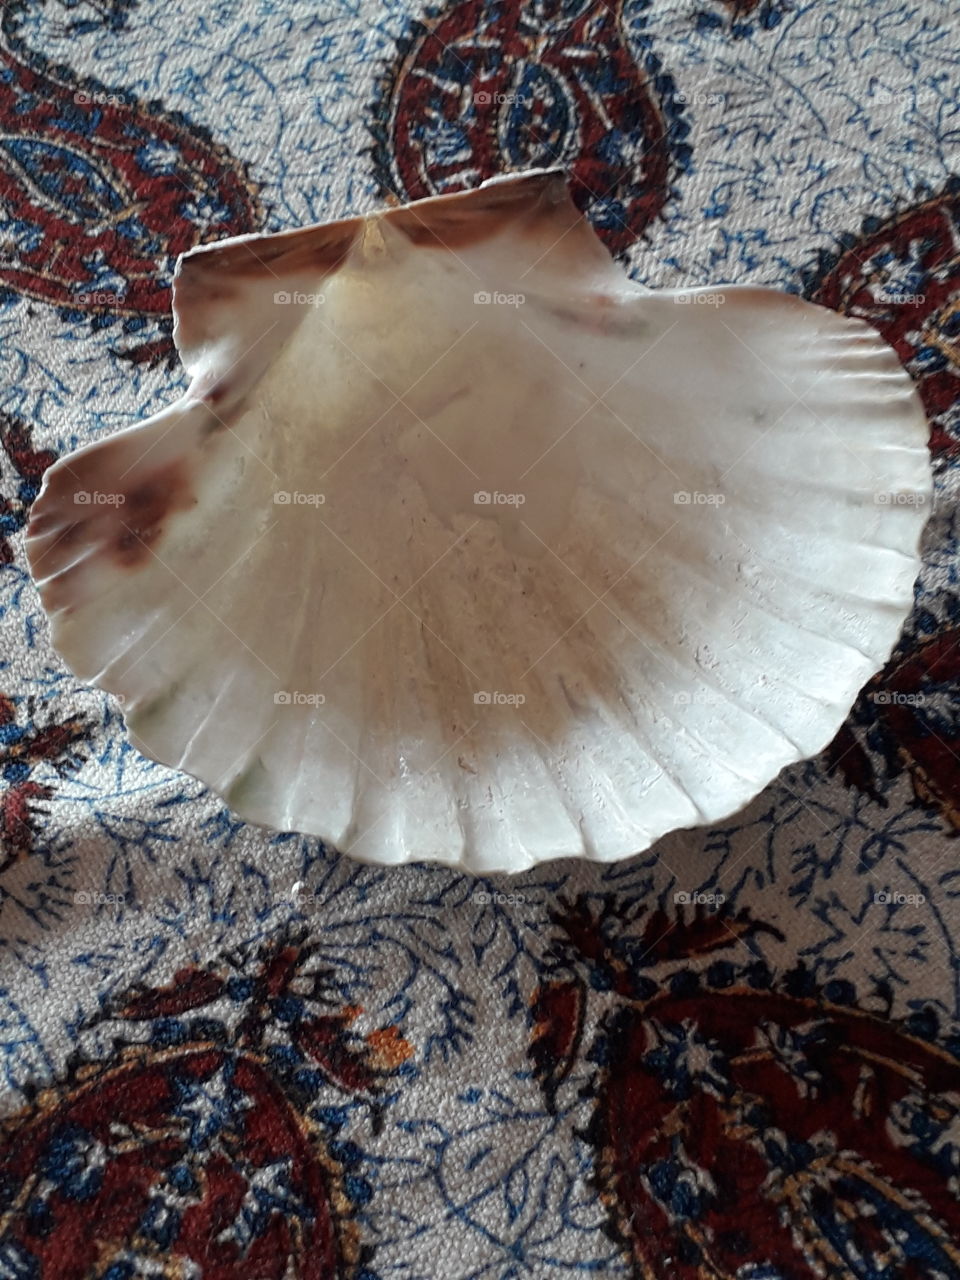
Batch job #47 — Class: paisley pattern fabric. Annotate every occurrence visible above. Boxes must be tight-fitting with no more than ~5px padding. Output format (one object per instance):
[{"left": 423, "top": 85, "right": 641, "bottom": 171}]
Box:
[
  {"left": 0, "top": 0, "right": 959, "bottom": 1275},
  {"left": 369, "top": 0, "right": 688, "bottom": 254},
  {"left": 0, "top": 0, "right": 263, "bottom": 364}
]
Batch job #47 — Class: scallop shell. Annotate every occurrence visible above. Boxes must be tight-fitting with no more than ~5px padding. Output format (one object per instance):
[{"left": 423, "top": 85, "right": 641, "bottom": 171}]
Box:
[{"left": 26, "top": 170, "right": 930, "bottom": 872}]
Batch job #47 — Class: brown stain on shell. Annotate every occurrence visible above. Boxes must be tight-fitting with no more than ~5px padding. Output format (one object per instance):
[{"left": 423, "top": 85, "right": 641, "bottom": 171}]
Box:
[
  {"left": 173, "top": 170, "right": 578, "bottom": 282},
  {"left": 176, "top": 219, "right": 363, "bottom": 287},
  {"left": 27, "top": 456, "right": 198, "bottom": 609},
  {"left": 113, "top": 458, "right": 196, "bottom": 568}
]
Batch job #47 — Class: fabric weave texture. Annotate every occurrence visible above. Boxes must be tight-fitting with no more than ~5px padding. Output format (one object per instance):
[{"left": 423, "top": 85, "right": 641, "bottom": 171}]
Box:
[{"left": 1, "top": 0, "right": 960, "bottom": 1276}]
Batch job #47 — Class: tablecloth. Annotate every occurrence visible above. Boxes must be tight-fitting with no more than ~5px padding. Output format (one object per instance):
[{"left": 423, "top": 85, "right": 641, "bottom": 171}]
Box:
[{"left": 1, "top": 0, "right": 960, "bottom": 1275}]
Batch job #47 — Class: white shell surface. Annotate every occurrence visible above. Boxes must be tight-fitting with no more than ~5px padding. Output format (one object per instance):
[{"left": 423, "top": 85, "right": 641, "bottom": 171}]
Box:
[{"left": 26, "top": 170, "right": 931, "bottom": 872}]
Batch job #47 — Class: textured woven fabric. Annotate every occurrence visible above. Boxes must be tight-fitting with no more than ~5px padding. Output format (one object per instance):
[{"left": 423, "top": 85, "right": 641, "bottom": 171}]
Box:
[{"left": 1, "top": 0, "right": 960, "bottom": 1276}]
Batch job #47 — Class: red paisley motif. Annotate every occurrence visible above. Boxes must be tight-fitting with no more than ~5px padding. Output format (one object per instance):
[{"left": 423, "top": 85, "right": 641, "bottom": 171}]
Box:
[
  {"left": 371, "top": 0, "right": 686, "bottom": 256},
  {"left": 531, "top": 900, "right": 960, "bottom": 1279},
  {"left": 0, "top": 3, "right": 263, "bottom": 358},
  {"left": 0, "top": 937, "right": 413, "bottom": 1277},
  {"left": 595, "top": 989, "right": 960, "bottom": 1277},
  {"left": 1, "top": 1047, "right": 350, "bottom": 1280}
]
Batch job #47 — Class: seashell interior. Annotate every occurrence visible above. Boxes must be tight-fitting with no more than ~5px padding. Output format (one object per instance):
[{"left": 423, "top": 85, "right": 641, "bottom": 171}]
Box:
[{"left": 26, "top": 170, "right": 931, "bottom": 872}]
